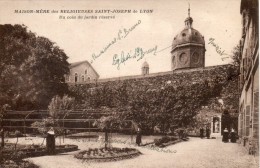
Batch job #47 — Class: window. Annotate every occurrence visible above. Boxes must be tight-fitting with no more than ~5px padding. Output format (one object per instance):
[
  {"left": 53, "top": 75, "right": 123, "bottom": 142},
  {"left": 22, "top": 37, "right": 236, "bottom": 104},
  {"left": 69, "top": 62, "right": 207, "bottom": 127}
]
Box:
[
  {"left": 179, "top": 53, "right": 188, "bottom": 64},
  {"left": 172, "top": 56, "right": 176, "bottom": 68},
  {"left": 253, "top": 92, "right": 259, "bottom": 138},
  {"left": 85, "top": 69, "right": 88, "bottom": 74},
  {"left": 246, "top": 105, "right": 250, "bottom": 136},
  {"left": 75, "top": 73, "right": 78, "bottom": 83},
  {"left": 192, "top": 52, "right": 200, "bottom": 64},
  {"left": 81, "top": 75, "right": 84, "bottom": 82}
]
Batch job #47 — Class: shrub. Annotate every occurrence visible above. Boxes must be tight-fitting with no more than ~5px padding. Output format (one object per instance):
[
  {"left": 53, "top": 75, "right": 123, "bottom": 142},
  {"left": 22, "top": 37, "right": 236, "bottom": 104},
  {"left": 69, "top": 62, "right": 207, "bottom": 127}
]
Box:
[
  {"left": 154, "top": 136, "right": 178, "bottom": 146},
  {"left": 15, "top": 130, "right": 23, "bottom": 137},
  {"left": 48, "top": 95, "right": 75, "bottom": 118},
  {"left": 2, "top": 160, "right": 39, "bottom": 168}
]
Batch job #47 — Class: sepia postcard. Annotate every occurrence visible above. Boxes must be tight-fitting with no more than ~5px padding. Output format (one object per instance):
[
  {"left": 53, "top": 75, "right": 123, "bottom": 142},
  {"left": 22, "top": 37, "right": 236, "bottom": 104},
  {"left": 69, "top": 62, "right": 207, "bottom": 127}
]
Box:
[{"left": 0, "top": 0, "right": 259, "bottom": 168}]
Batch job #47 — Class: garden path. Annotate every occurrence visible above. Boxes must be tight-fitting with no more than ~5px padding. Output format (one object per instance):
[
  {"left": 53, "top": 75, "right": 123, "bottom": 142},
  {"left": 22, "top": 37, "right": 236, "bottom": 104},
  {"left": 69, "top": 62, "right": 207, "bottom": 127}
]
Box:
[{"left": 10, "top": 135, "right": 258, "bottom": 168}]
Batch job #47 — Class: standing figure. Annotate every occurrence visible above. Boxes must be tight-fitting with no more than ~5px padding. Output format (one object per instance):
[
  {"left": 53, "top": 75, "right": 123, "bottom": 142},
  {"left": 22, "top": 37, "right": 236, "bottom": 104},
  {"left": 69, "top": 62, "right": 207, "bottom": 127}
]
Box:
[
  {"left": 136, "top": 128, "right": 142, "bottom": 146},
  {"left": 200, "top": 127, "right": 204, "bottom": 139},
  {"left": 229, "top": 128, "right": 237, "bottom": 143},
  {"left": 46, "top": 127, "right": 55, "bottom": 155},
  {"left": 222, "top": 128, "right": 229, "bottom": 143},
  {"left": 206, "top": 126, "right": 211, "bottom": 139}
]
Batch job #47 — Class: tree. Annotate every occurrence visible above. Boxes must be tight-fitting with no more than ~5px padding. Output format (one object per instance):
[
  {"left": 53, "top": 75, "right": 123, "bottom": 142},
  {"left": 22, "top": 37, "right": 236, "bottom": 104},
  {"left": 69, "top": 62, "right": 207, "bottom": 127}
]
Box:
[
  {"left": 230, "top": 44, "right": 241, "bottom": 67},
  {"left": 0, "top": 104, "right": 10, "bottom": 148},
  {"left": 93, "top": 115, "right": 122, "bottom": 149},
  {"left": 31, "top": 95, "right": 75, "bottom": 144},
  {"left": 0, "top": 24, "right": 70, "bottom": 110},
  {"left": 48, "top": 95, "right": 75, "bottom": 118},
  {"left": 0, "top": 24, "right": 33, "bottom": 108},
  {"left": 14, "top": 130, "right": 22, "bottom": 151}
]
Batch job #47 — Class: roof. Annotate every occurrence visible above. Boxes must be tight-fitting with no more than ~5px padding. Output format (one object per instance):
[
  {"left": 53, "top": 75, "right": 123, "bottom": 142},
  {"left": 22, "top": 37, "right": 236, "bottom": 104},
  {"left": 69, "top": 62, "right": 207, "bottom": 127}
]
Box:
[
  {"left": 69, "top": 60, "right": 100, "bottom": 78},
  {"left": 172, "top": 27, "right": 205, "bottom": 51},
  {"left": 240, "top": 0, "right": 258, "bottom": 14},
  {"left": 142, "top": 61, "right": 149, "bottom": 68}
]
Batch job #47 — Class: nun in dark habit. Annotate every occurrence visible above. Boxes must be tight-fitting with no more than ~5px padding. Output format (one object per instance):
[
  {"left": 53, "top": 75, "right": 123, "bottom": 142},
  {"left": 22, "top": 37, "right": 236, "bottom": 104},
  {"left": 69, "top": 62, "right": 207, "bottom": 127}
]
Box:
[
  {"left": 222, "top": 128, "right": 229, "bottom": 143},
  {"left": 136, "top": 127, "right": 142, "bottom": 146},
  {"left": 229, "top": 128, "right": 237, "bottom": 143}
]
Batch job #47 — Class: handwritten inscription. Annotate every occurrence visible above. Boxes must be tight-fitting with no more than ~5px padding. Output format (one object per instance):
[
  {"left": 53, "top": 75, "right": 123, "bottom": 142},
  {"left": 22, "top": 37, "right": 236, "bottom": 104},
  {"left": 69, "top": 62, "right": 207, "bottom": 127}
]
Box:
[
  {"left": 208, "top": 38, "right": 229, "bottom": 61},
  {"left": 91, "top": 20, "right": 142, "bottom": 63},
  {"left": 112, "top": 45, "right": 158, "bottom": 70}
]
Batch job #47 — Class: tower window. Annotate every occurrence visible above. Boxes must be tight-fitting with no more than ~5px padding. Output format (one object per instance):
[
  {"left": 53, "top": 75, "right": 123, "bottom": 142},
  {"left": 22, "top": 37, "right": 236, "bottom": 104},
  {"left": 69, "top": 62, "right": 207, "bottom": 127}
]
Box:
[
  {"left": 179, "top": 53, "right": 188, "bottom": 64},
  {"left": 172, "top": 56, "right": 176, "bottom": 68},
  {"left": 75, "top": 73, "right": 78, "bottom": 83},
  {"left": 182, "top": 33, "right": 186, "bottom": 37},
  {"left": 192, "top": 52, "right": 200, "bottom": 64},
  {"left": 85, "top": 69, "right": 88, "bottom": 74}
]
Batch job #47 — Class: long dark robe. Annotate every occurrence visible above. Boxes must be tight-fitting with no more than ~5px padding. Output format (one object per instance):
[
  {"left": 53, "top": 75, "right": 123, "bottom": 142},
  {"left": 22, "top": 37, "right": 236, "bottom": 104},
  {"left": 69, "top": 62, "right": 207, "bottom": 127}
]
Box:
[
  {"left": 136, "top": 131, "right": 142, "bottom": 146},
  {"left": 46, "top": 134, "right": 55, "bottom": 155},
  {"left": 230, "top": 132, "right": 237, "bottom": 143},
  {"left": 200, "top": 128, "right": 204, "bottom": 138},
  {"left": 222, "top": 131, "right": 229, "bottom": 142},
  {"left": 206, "top": 128, "right": 210, "bottom": 139}
]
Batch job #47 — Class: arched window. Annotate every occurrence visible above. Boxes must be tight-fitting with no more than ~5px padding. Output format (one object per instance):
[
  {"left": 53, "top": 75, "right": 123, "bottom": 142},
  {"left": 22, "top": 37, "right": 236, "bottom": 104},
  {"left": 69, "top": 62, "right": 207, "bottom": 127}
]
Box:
[
  {"left": 75, "top": 73, "right": 78, "bottom": 83},
  {"left": 85, "top": 69, "right": 88, "bottom": 74},
  {"left": 172, "top": 56, "right": 176, "bottom": 68}
]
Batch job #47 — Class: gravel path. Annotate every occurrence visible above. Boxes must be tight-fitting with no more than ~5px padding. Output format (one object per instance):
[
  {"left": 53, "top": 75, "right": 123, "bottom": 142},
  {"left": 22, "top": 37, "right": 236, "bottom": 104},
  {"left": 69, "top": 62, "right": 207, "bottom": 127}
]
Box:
[{"left": 7, "top": 135, "right": 258, "bottom": 168}]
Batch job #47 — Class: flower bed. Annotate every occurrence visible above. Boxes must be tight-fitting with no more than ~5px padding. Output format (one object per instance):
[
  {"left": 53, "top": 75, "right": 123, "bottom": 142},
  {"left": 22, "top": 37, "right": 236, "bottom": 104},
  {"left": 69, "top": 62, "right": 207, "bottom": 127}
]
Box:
[
  {"left": 154, "top": 136, "right": 188, "bottom": 148},
  {"left": 2, "top": 144, "right": 78, "bottom": 159},
  {"left": 1, "top": 160, "right": 39, "bottom": 168},
  {"left": 74, "top": 147, "right": 141, "bottom": 162}
]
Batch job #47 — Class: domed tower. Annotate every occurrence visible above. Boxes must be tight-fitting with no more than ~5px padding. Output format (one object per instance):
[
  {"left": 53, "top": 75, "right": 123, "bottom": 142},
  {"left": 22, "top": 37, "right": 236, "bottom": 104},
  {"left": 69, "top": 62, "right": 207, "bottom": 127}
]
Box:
[
  {"left": 142, "top": 61, "right": 149, "bottom": 75},
  {"left": 171, "top": 6, "right": 206, "bottom": 70}
]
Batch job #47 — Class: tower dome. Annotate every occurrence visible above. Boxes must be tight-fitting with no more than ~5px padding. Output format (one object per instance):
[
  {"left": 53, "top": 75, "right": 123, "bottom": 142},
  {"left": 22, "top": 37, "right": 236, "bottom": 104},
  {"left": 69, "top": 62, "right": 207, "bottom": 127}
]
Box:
[
  {"left": 171, "top": 6, "right": 206, "bottom": 70},
  {"left": 141, "top": 61, "right": 149, "bottom": 75},
  {"left": 172, "top": 28, "right": 205, "bottom": 50},
  {"left": 142, "top": 61, "right": 149, "bottom": 68}
]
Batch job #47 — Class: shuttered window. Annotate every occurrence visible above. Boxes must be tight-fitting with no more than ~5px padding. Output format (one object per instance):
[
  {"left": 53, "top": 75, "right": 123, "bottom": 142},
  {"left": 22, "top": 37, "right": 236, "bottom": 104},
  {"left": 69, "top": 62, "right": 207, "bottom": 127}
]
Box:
[
  {"left": 253, "top": 92, "right": 259, "bottom": 138},
  {"left": 246, "top": 105, "right": 250, "bottom": 136}
]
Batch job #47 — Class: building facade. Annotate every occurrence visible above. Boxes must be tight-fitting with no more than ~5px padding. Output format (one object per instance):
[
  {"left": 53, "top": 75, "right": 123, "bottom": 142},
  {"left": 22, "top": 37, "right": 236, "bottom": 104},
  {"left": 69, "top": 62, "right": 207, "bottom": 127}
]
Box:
[
  {"left": 238, "top": 0, "right": 259, "bottom": 153},
  {"left": 66, "top": 60, "right": 100, "bottom": 83},
  {"left": 171, "top": 7, "right": 205, "bottom": 70}
]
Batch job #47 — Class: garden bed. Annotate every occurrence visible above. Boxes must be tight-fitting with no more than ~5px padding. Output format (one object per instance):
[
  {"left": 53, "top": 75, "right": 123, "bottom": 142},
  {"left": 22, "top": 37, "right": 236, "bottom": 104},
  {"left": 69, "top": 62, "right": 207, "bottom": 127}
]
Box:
[
  {"left": 66, "top": 134, "right": 99, "bottom": 139},
  {"left": 74, "top": 147, "right": 141, "bottom": 162},
  {"left": 154, "top": 136, "right": 189, "bottom": 148},
  {"left": 2, "top": 143, "right": 78, "bottom": 159},
  {"left": 1, "top": 160, "right": 39, "bottom": 168}
]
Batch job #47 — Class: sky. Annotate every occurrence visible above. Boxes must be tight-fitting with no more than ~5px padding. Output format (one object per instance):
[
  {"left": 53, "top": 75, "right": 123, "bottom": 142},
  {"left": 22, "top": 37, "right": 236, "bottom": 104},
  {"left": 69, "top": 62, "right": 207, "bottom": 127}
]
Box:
[{"left": 0, "top": 0, "right": 242, "bottom": 79}]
